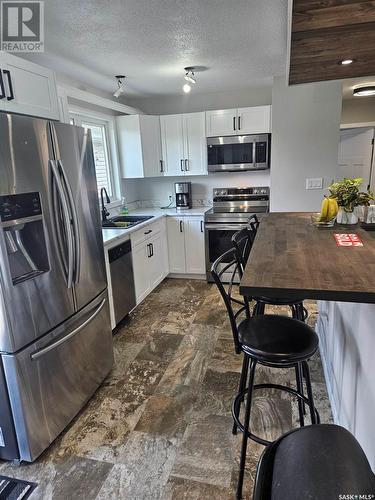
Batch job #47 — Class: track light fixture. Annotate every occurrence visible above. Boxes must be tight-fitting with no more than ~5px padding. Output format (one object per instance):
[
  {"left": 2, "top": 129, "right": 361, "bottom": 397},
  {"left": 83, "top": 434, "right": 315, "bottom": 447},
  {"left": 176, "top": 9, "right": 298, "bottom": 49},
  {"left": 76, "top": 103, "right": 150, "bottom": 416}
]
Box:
[
  {"left": 113, "top": 75, "right": 126, "bottom": 98},
  {"left": 183, "top": 67, "right": 196, "bottom": 93}
]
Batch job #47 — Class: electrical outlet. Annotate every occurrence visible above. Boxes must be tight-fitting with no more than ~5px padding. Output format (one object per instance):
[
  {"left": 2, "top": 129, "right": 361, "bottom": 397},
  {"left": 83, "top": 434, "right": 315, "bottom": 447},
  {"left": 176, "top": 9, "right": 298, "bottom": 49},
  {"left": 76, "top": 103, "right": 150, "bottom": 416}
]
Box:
[
  {"left": 306, "top": 178, "right": 323, "bottom": 190},
  {"left": 168, "top": 193, "right": 173, "bottom": 202}
]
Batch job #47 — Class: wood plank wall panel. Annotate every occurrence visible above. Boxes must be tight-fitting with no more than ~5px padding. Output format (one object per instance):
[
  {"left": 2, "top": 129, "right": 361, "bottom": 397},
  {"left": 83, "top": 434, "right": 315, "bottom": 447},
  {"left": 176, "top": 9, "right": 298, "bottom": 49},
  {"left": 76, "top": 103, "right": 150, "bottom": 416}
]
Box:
[{"left": 289, "top": 0, "right": 375, "bottom": 84}]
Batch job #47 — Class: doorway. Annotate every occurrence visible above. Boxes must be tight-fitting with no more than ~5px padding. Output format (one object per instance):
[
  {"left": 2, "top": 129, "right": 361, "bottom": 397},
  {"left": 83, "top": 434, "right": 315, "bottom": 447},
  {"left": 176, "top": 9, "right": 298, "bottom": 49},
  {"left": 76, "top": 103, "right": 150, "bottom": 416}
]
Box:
[{"left": 337, "top": 127, "right": 375, "bottom": 190}]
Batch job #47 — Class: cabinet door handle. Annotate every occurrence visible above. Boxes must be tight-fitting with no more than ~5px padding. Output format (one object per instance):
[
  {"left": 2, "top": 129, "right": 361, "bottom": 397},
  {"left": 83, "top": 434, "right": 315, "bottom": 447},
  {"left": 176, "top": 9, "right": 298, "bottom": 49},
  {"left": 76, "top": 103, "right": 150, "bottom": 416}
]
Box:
[
  {"left": 180, "top": 220, "right": 183, "bottom": 232},
  {"left": 160, "top": 160, "right": 163, "bottom": 173},
  {"left": 233, "top": 116, "right": 236, "bottom": 131},
  {"left": 150, "top": 243, "right": 154, "bottom": 257},
  {"left": 3, "top": 70, "right": 14, "bottom": 101},
  {"left": 144, "top": 229, "right": 152, "bottom": 235},
  {"left": 147, "top": 243, "right": 151, "bottom": 258},
  {"left": 238, "top": 116, "right": 241, "bottom": 131},
  {"left": 200, "top": 220, "right": 204, "bottom": 232},
  {"left": 180, "top": 159, "right": 184, "bottom": 172},
  {"left": 0, "top": 71, "right": 5, "bottom": 99},
  {"left": 185, "top": 159, "right": 189, "bottom": 171}
]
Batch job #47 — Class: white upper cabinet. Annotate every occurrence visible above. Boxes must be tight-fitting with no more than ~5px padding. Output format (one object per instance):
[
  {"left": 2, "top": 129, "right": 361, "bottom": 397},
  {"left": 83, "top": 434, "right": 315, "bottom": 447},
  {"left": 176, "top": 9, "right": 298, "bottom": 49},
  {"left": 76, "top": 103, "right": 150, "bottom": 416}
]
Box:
[
  {"left": 117, "top": 114, "right": 163, "bottom": 178},
  {"left": 237, "top": 106, "right": 271, "bottom": 135},
  {"left": 0, "top": 52, "right": 59, "bottom": 120},
  {"left": 160, "top": 112, "right": 207, "bottom": 176},
  {"left": 183, "top": 112, "right": 207, "bottom": 176},
  {"left": 206, "top": 106, "right": 271, "bottom": 137},
  {"left": 205, "top": 108, "right": 237, "bottom": 137},
  {"left": 160, "top": 114, "right": 185, "bottom": 176}
]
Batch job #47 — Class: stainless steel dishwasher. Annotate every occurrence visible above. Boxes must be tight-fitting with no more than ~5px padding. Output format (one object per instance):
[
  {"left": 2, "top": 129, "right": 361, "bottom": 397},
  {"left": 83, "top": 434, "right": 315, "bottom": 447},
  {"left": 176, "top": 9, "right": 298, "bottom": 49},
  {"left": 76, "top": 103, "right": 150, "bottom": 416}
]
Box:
[{"left": 108, "top": 239, "right": 136, "bottom": 325}]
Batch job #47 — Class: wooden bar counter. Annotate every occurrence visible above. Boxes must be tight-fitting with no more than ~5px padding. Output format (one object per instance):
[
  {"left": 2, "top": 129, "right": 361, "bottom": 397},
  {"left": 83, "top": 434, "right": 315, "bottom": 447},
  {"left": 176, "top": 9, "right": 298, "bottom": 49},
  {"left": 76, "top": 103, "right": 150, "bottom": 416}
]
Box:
[{"left": 239, "top": 212, "right": 375, "bottom": 304}]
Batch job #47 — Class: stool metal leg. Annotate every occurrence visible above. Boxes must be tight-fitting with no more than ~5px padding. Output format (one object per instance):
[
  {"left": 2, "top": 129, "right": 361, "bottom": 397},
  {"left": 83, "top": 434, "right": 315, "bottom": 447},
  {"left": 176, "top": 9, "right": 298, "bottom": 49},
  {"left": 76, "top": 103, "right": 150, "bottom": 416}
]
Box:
[
  {"left": 233, "top": 355, "right": 250, "bottom": 435},
  {"left": 295, "top": 363, "right": 305, "bottom": 427},
  {"left": 302, "top": 360, "right": 317, "bottom": 424},
  {"left": 237, "top": 358, "right": 257, "bottom": 500}
]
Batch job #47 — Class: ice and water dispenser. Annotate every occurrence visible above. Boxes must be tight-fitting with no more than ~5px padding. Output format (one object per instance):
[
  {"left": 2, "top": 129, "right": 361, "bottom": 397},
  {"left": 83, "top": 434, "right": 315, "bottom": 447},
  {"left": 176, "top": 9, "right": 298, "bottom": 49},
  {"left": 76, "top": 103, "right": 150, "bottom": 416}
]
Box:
[{"left": 0, "top": 192, "right": 49, "bottom": 285}]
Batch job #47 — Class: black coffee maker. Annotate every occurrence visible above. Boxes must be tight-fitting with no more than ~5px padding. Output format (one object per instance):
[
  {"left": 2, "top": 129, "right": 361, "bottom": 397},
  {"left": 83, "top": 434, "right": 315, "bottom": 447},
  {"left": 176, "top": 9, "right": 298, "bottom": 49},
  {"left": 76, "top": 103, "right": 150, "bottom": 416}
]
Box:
[{"left": 175, "top": 182, "right": 192, "bottom": 210}]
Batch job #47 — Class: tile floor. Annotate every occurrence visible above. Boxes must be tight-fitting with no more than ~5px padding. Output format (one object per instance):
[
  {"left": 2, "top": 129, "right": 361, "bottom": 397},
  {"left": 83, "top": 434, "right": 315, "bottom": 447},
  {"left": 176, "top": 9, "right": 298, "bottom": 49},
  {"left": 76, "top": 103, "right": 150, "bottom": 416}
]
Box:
[{"left": 0, "top": 279, "right": 332, "bottom": 499}]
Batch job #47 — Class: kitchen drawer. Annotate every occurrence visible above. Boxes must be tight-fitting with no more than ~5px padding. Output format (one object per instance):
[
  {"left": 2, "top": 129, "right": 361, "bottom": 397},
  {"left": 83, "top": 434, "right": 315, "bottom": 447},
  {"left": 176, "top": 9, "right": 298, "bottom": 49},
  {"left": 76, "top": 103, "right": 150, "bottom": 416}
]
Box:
[{"left": 131, "top": 219, "right": 161, "bottom": 247}]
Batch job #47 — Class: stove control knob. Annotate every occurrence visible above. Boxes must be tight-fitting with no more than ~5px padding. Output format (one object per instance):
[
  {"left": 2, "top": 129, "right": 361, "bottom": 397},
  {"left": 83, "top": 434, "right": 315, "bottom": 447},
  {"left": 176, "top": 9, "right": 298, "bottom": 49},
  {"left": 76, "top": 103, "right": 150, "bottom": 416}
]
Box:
[{"left": 221, "top": 189, "right": 226, "bottom": 195}]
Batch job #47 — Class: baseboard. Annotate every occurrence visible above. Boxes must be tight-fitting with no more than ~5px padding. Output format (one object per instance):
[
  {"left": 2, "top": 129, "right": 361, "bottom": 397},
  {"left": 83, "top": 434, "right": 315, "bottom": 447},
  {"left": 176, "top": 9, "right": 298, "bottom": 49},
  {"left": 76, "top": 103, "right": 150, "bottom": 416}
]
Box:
[
  {"left": 316, "top": 326, "right": 339, "bottom": 425},
  {"left": 168, "top": 273, "right": 206, "bottom": 280}
]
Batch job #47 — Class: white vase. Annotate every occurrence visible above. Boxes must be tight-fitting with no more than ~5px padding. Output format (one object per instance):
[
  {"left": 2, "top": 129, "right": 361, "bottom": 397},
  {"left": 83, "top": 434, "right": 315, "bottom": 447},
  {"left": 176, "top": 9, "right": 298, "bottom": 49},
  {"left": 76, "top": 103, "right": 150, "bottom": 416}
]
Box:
[{"left": 336, "top": 207, "right": 358, "bottom": 225}]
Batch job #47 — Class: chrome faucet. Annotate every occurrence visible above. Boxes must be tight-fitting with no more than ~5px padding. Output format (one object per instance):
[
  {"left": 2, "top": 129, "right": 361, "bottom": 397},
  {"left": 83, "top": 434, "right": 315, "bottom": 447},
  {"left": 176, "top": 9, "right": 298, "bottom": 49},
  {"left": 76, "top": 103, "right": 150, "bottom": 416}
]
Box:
[{"left": 100, "top": 187, "right": 110, "bottom": 222}]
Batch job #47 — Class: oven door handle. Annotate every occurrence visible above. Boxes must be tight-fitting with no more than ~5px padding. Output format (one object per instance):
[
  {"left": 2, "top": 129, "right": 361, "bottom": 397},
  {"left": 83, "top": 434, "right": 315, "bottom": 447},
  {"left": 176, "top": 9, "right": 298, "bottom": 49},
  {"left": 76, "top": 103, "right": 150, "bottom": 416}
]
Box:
[{"left": 205, "top": 223, "right": 249, "bottom": 230}]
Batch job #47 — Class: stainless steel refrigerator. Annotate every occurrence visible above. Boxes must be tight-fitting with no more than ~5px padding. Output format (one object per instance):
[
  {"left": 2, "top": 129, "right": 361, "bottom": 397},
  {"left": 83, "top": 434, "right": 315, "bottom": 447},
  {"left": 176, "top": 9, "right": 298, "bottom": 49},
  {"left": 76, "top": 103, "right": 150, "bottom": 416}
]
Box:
[{"left": 0, "top": 113, "right": 113, "bottom": 462}]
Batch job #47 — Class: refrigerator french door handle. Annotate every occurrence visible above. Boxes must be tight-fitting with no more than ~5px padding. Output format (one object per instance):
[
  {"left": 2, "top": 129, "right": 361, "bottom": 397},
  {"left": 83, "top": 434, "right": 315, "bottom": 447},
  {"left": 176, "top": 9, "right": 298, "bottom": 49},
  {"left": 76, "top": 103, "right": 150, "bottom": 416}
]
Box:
[
  {"left": 31, "top": 299, "right": 106, "bottom": 360},
  {"left": 57, "top": 159, "right": 81, "bottom": 284},
  {"left": 3, "top": 70, "right": 14, "bottom": 100},
  {"left": 50, "top": 160, "right": 74, "bottom": 289},
  {"left": 0, "top": 70, "right": 5, "bottom": 99}
]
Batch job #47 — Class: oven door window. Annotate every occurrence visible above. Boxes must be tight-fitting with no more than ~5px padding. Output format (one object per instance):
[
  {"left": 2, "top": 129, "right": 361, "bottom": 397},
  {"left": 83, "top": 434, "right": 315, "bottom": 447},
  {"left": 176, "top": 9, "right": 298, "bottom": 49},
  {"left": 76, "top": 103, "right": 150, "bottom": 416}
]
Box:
[
  {"left": 208, "top": 143, "right": 253, "bottom": 166},
  {"left": 208, "top": 228, "right": 238, "bottom": 263}
]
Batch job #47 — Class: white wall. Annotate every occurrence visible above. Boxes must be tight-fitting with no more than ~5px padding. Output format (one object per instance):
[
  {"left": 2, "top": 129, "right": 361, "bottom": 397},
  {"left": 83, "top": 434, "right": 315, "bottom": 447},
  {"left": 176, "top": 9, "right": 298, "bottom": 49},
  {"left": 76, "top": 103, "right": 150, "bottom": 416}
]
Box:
[
  {"left": 270, "top": 76, "right": 342, "bottom": 212},
  {"left": 317, "top": 301, "right": 375, "bottom": 471},
  {"left": 341, "top": 98, "right": 375, "bottom": 125},
  {"left": 124, "top": 170, "right": 270, "bottom": 207},
  {"left": 125, "top": 85, "right": 272, "bottom": 115}
]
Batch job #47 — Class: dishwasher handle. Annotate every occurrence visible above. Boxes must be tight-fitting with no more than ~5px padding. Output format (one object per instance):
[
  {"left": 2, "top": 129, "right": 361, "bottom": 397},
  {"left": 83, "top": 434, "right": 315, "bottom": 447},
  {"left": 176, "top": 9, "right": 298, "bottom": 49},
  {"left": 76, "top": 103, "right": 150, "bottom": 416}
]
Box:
[{"left": 108, "top": 240, "right": 132, "bottom": 263}]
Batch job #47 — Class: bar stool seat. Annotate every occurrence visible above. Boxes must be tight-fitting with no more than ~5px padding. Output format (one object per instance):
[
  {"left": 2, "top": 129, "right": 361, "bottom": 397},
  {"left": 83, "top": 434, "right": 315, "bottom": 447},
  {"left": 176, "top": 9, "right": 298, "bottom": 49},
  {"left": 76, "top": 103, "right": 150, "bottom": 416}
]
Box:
[
  {"left": 238, "top": 315, "right": 318, "bottom": 364},
  {"left": 253, "top": 424, "right": 375, "bottom": 500}
]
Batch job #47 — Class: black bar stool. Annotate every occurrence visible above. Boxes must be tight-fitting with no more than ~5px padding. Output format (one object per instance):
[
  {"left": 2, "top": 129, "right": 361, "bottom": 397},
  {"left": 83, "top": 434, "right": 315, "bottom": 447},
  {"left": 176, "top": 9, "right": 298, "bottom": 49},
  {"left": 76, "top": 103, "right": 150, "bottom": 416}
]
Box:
[
  {"left": 231, "top": 223, "right": 307, "bottom": 322},
  {"left": 211, "top": 248, "right": 320, "bottom": 500},
  {"left": 253, "top": 424, "right": 375, "bottom": 500}
]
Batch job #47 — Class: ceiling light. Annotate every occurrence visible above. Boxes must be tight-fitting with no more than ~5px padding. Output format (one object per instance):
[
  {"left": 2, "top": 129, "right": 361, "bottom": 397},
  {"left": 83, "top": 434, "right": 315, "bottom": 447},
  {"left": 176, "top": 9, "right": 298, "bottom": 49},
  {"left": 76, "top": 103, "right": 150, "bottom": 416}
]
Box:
[
  {"left": 340, "top": 59, "right": 353, "bottom": 65},
  {"left": 183, "top": 66, "right": 197, "bottom": 93},
  {"left": 113, "top": 75, "right": 125, "bottom": 98},
  {"left": 353, "top": 85, "right": 375, "bottom": 97}
]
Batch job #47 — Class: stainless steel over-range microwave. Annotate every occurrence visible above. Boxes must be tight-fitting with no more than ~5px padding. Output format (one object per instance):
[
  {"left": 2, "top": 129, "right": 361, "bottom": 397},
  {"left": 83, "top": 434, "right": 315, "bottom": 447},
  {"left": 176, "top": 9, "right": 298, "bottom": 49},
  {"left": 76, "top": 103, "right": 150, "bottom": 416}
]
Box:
[{"left": 207, "top": 134, "right": 271, "bottom": 172}]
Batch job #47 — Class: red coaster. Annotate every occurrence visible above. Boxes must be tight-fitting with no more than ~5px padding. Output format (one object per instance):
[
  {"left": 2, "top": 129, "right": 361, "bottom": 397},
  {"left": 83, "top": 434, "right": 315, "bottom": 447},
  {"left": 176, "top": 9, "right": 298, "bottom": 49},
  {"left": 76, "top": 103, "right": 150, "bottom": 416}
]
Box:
[{"left": 334, "top": 233, "right": 363, "bottom": 247}]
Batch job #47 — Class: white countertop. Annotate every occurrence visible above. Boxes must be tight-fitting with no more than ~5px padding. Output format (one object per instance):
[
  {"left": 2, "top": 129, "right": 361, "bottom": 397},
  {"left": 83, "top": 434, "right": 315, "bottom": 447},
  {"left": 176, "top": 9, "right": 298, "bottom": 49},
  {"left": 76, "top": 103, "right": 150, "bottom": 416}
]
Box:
[{"left": 102, "top": 207, "right": 211, "bottom": 246}]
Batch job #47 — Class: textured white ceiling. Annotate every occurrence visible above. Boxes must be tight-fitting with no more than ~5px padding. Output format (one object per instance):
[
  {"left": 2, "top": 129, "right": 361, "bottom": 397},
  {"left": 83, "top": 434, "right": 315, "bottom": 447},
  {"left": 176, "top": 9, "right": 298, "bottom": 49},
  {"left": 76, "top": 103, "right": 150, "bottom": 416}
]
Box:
[{"left": 26, "top": 0, "right": 288, "bottom": 97}]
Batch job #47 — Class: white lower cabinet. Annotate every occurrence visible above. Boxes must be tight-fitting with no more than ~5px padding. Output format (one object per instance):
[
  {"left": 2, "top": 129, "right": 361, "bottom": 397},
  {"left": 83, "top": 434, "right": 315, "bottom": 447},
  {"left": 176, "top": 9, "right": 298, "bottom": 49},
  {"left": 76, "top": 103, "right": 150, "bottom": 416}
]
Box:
[
  {"left": 167, "top": 216, "right": 205, "bottom": 274},
  {"left": 131, "top": 220, "right": 168, "bottom": 304},
  {"left": 166, "top": 217, "right": 186, "bottom": 273},
  {"left": 184, "top": 218, "right": 206, "bottom": 274},
  {"left": 132, "top": 242, "right": 152, "bottom": 304}
]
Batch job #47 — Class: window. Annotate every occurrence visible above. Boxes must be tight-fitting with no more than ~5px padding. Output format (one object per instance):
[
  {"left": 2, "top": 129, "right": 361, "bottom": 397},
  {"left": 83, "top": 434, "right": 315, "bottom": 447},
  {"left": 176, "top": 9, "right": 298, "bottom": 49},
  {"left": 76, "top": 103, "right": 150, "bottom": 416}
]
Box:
[
  {"left": 69, "top": 109, "right": 121, "bottom": 204},
  {"left": 81, "top": 121, "right": 113, "bottom": 197}
]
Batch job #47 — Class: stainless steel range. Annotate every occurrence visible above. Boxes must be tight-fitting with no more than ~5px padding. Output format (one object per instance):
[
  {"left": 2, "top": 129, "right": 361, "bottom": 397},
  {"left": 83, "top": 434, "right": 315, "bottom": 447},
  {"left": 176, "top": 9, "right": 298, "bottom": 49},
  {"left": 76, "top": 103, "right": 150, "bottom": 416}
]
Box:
[{"left": 205, "top": 187, "right": 269, "bottom": 281}]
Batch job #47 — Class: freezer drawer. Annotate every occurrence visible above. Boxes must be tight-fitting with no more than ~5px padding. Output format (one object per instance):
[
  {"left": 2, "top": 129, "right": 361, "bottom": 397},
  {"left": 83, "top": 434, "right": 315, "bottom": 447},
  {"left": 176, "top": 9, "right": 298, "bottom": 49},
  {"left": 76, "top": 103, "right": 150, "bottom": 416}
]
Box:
[{"left": 2, "top": 291, "right": 113, "bottom": 462}]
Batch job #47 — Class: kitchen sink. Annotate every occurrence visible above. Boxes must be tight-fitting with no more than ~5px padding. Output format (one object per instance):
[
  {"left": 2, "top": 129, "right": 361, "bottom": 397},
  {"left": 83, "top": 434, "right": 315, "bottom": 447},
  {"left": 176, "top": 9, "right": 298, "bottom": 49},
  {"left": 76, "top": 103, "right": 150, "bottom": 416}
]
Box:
[{"left": 102, "top": 215, "right": 154, "bottom": 229}]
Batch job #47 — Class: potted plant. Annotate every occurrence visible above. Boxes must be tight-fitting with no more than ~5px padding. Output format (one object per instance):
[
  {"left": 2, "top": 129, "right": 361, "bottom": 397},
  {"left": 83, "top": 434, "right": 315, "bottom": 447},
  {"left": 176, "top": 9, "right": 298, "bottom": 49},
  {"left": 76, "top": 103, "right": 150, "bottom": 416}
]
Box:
[{"left": 328, "top": 178, "right": 374, "bottom": 224}]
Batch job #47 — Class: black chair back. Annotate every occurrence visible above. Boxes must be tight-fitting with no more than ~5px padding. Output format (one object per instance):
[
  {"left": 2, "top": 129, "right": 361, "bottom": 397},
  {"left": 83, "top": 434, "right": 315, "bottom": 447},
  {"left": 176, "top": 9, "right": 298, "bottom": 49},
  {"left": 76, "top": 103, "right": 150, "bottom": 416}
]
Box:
[
  {"left": 211, "top": 248, "right": 250, "bottom": 354},
  {"left": 248, "top": 213, "right": 260, "bottom": 232},
  {"left": 231, "top": 226, "right": 255, "bottom": 275}
]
